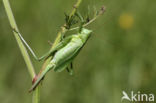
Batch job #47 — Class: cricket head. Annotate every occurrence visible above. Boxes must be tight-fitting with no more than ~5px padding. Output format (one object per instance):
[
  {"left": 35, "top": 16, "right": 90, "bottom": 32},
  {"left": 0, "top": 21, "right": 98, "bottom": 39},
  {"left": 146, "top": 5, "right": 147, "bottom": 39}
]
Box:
[{"left": 79, "top": 28, "right": 92, "bottom": 43}]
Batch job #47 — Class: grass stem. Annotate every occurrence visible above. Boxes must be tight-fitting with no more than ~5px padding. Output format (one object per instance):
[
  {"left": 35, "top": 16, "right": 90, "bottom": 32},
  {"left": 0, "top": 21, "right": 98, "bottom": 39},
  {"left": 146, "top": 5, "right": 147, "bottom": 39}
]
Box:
[{"left": 3, "top": 0, "right": 40, "bottom": 103}]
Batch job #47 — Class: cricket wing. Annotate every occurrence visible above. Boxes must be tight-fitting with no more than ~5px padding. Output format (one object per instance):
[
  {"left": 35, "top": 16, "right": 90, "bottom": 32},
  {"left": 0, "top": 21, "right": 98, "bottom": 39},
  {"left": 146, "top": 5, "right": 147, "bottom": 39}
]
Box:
[
  {"left": 45, "top": 36, "right": 73, "bottom": 58},
  {"left": 54, "top": 46, "right": 82, "bottom": 72}
]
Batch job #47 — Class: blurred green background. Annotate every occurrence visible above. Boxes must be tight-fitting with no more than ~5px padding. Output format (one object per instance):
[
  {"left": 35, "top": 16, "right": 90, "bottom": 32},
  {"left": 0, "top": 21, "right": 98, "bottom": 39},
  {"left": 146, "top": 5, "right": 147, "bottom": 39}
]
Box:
[{"left": 0, "top": 0, "right": 156, "bottom": 103}]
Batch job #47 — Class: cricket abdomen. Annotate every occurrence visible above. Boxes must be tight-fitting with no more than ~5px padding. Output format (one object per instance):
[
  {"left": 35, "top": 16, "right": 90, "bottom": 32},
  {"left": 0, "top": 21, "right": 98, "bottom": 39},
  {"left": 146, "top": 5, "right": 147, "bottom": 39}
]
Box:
[{"left": 51, "top": 36, "right": 83, "bottom": 68}]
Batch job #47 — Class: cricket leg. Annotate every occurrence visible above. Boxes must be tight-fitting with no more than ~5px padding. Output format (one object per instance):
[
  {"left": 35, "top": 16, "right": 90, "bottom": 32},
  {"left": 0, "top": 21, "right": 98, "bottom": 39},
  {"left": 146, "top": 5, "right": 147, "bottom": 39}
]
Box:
[
  {"left": 61, "top": 32, "right": 65, "bottom": 41},
  {"left": 35, "top": 37, "right": 72, "bottom": 61},
  {"left": 12, "top": 28, "right": 49, "bottom": 61},
  {"left": 29, "top": 62, "right": 56, "bottom": 92},
  {"left": 48, "top": 40, "right": 53, "bottom": 46},
  {"left": 12, "top": 28, "right": 72, "bottom": 61},
  {"left": 75, "top": 11, "right": 85, "bottom": 32},
  {"left": 66, "top": 62, "right": 74, "bottom": 75}
]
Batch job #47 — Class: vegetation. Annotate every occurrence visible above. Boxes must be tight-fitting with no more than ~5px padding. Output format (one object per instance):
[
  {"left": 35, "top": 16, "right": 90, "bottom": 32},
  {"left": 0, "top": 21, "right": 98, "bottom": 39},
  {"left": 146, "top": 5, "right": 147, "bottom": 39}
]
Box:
[{"left": 0, "top": 0, "right": 156, "bottom": 103}]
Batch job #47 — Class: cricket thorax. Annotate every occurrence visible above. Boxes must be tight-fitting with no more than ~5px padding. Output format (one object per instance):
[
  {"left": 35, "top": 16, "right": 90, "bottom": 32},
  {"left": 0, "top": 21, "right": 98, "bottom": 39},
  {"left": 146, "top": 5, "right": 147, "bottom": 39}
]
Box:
[{"left": 71, "top": 35, "right": 84, "bottom": 43}]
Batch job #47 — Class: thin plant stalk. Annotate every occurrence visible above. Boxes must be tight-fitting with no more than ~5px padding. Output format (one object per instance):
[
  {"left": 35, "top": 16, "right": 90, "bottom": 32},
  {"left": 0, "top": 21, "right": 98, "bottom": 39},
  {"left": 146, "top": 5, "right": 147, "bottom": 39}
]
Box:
[{"left": 3, "top": 0, "right": 40, "bottom": 103}]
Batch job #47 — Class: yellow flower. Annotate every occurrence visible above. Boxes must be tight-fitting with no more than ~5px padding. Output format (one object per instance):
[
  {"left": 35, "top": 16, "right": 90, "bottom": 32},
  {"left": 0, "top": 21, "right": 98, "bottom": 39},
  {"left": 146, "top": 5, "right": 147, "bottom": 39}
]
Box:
[{"left": 119, "top": 13, "right": 134, "bottom": 30}]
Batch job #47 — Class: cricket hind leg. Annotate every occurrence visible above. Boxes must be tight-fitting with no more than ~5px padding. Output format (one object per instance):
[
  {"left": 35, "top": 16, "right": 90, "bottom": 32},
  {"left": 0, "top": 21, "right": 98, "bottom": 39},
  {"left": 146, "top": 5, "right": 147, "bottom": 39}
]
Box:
[
  {"left": 29, "top": 62, "right": 56, "bottom": 92},
  {"left": 32, "top": 74, "right": 45, "bottom": 84}
]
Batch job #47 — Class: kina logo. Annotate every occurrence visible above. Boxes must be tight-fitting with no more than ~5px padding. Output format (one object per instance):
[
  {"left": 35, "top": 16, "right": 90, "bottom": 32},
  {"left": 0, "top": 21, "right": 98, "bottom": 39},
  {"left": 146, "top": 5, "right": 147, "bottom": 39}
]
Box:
[{"left": 121, "top": 91, "right": 154, "bottom": 102}]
